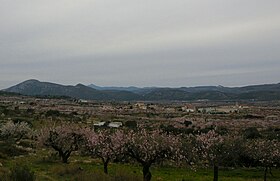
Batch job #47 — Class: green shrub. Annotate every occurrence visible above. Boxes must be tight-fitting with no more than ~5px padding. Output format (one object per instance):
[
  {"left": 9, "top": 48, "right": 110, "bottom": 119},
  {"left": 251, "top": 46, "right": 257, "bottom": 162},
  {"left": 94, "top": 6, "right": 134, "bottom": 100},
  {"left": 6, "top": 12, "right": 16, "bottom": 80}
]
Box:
[
  {"left": 244, "top": 127, "right": 261, "bottom": 139},
  {"left": 9, "top": 165, "right": 36, "bottom": 181},
  {"left": 51, "top": 164, "right": 83, "bottom": 176},
  {"left": 124, "top": 121, "right": 137, "bottom": 129}
]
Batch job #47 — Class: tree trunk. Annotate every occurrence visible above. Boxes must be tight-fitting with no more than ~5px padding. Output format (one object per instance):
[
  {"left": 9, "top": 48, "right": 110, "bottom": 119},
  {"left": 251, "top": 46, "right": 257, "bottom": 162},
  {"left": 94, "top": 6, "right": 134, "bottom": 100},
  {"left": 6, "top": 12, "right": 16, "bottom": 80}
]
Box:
[
  {"left": 213, "top": 165, "right": 218, "bottom": 181},
  {"left": 143, "top": 164, "right": 152, "bottom": 181},
  {"left": 264, "top": 167, "right": 268, "bottom": 181},
  {"left": 61, "top": 154, "right": 69, "bottom": 164},
  {"left": 269, "top": 167, "right": 273, "bottom": 177},
  {"left": 59, "top": 150, "right": 70, "bottom": 164},
  {"left": 103, "top": 159, "right": 109, "bottom": 174}
]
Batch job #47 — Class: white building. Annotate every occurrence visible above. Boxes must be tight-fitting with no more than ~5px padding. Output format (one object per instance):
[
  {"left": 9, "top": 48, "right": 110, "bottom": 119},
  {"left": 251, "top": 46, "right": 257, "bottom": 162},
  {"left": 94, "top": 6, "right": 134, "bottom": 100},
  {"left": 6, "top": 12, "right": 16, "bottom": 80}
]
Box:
[{"left": 108, "top": 122, "right": 123, "bottom": 128}]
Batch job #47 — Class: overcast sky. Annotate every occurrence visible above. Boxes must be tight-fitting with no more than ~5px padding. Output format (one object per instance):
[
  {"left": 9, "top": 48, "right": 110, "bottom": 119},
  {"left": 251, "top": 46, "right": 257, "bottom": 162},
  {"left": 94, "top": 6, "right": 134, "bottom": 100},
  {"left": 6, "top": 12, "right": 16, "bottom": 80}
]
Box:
[{"left": 1, "top": 0, "right": 280, "bottom": 89}]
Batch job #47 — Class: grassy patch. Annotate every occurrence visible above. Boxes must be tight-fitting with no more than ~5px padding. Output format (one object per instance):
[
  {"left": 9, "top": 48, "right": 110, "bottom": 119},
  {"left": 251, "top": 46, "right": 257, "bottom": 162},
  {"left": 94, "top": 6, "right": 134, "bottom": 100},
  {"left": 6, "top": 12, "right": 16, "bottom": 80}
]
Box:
[{"left": 1, "top": 151, "right": 280, "bottom": 181}]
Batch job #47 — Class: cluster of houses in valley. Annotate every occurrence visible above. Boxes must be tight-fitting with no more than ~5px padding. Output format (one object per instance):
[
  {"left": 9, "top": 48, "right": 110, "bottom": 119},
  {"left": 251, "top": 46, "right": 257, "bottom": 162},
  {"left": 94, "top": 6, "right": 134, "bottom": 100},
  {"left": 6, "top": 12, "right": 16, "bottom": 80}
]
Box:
[
  {"left": 128, "top": 102, "right": 242, "bottom": 114},
  {"left": 181, "top": 103, "right": 252, "bottom": 114},
  {"left": 131, "top": 102, "right": 253, "bottom": 115},
  {"left": 197, "top": 106, "right": 239, "bottom": 114},
  {"left": 1, "top": 95, "right": 279, "bottom": 130},
  {"left": 1, "top": 95, "right": 253, "bottom": 117}
]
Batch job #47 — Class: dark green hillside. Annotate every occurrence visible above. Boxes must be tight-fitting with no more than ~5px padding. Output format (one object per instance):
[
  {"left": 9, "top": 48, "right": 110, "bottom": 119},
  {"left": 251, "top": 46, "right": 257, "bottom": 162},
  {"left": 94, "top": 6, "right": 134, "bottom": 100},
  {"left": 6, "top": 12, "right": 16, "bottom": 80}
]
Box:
[
  {"left": 3, "top": 80, "right": 280, "bottom": 101},
  {"left": 143, "top": 88, "right": 191, "bottom": 101}
]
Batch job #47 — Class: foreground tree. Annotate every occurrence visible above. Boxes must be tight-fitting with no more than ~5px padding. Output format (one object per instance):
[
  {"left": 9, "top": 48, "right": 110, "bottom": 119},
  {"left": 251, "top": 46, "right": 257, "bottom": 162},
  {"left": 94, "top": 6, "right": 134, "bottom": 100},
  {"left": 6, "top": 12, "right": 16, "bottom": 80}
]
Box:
[
  {"left": 126, "top": 129, "right": 181, "bottom": 181},
  {"left": 196, "top": 130, "right": 226, "bottom": 181},
  {"left": 180, "top": 134, "right": 199, "bottom": 167},
  {"left": 37, "top": 124, "right": 84, "bottom": 163},
  {"left": 246, "top": 139, "right": 280, "bottom": 181},
  {"left": 86, "top": 129, "right": 126, "bottom": 174}
]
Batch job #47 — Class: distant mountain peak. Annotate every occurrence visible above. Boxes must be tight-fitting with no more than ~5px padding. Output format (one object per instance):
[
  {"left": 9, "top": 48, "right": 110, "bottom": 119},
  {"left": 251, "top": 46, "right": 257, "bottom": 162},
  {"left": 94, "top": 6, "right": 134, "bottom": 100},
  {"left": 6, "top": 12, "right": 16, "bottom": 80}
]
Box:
[
  {"left": 76, "top": 83, "right": 86, "bottom": 87},
  {"left": 23, "top": 79, "right": 40, "bottom": 83}
]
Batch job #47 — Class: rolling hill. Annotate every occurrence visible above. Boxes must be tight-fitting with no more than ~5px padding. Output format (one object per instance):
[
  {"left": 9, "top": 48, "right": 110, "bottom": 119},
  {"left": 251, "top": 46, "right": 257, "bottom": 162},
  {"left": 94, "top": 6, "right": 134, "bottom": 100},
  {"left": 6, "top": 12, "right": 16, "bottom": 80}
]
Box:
[
  {"left": 3, "top": 80, "right": 141, "bottom": 101},
  {"left": 3, "top": 80, "right": 280, "bottom": 101}
]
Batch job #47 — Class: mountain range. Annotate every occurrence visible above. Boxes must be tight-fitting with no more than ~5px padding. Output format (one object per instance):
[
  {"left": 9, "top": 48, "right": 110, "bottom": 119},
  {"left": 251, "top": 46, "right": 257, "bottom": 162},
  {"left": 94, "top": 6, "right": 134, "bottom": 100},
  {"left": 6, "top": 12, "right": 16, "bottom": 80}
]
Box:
[{"left": 3, "top": 79, "right": 280, "bottom": 101}]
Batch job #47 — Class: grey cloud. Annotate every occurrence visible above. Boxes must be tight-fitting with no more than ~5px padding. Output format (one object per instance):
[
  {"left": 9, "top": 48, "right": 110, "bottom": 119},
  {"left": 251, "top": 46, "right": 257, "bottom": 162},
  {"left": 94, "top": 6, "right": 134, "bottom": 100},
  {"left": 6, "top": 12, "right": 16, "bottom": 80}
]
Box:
[{"left": 0, "top": 0, "right": 280, "bottom": 89}]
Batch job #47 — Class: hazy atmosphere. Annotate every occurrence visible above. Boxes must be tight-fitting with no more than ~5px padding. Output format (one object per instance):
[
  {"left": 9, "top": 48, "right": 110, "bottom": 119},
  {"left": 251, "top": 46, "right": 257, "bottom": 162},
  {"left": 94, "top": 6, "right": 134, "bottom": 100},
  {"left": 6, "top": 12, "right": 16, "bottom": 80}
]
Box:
[{"left": 1, "top": 0, "right": 280, "bottom": 89}]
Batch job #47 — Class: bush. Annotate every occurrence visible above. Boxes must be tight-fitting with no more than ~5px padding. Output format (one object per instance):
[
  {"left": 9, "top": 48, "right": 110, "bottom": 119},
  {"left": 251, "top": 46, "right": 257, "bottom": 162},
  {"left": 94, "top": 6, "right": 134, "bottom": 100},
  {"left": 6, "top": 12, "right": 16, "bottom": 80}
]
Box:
[
  {"left": 124, "top": 121, "right": 137, "bottom": 129},
  {"left": 9, "top": 165, "right": 36, "bottom": 181},
  {"left": 184, "top": 120, "right": 192, "bottom": 127},
  {"left": 45, "top": 110, "right": 60, "bottom": 117},
  {"left": 244, "top": 127, "right": 261, "bottom": 139},
  {"left": 51, "top": 164, "right": 83, "bottom": 176}
]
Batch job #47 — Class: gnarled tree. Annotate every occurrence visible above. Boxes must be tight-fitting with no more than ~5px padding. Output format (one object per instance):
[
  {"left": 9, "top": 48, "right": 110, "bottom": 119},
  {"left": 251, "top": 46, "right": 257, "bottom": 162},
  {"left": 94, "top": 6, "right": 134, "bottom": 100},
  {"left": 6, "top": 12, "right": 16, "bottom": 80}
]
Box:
[
  {"left": 246, "top": 139, "right": 280, "bottom": 181},
  {"left": 126, "top": 129, "right": 181, "bottom": 181},
  {"left": 0, "top": 121, "right": 31, "bottom": 143},
  {"left": 196, "top": 130, "right": 226, "bottom": 181},
  {"left": 86, "top": 129, "right": 126, "bottom": 174},
  {"left": 37, "top": 124, "right": 84, "bottom": 163}
]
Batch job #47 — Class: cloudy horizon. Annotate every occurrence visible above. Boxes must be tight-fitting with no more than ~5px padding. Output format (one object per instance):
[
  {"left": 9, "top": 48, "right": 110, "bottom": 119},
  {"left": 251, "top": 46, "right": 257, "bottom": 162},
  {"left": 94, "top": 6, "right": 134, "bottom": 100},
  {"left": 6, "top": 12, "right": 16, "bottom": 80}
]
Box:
[{"left": 1, "top": 0, "right": 280, "bottom": 89}]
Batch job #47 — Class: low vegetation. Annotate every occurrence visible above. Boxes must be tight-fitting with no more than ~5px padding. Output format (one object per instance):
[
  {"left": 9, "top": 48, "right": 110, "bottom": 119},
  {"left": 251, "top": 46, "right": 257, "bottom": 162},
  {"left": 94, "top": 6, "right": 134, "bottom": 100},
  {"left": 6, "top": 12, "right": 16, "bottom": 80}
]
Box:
[{"left": 0, "top": 95, "right": 280, "bottom": 181}]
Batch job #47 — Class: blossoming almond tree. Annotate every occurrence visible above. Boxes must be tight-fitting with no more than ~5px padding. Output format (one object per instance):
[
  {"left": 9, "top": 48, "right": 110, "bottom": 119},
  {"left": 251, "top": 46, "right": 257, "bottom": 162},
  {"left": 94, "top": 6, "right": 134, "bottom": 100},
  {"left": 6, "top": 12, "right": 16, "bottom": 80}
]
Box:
[
  {"left": 126, "top": 129, "right": 181, "bottom": 181},
  {"left": 196, "top": 130, "right": 226, "bottom": 181},
  {"left": 246, "top": 139, "right": 280, "bottom": 181},
  {"left": 180, "top": 134, "right": 199, "bottom": 167},
  {"left": 37, "top": 124, "right": 84, "bottom": 163},
  {"left": 0, "top": 121, "right": 31, "bottom": 143},
  {"left": 86, "top": 129, "right": 127, "bottom": 174}
]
